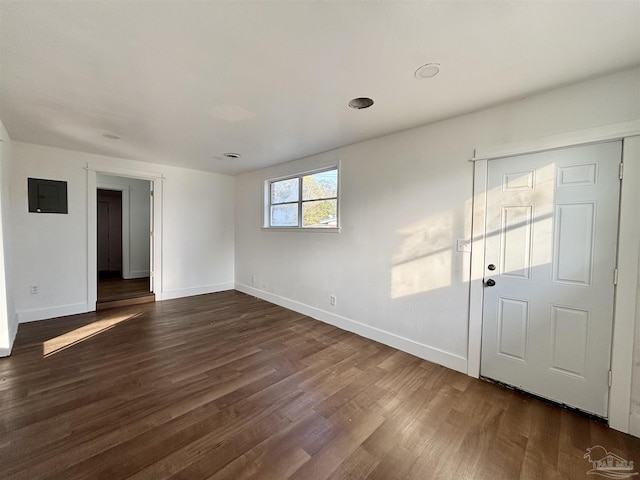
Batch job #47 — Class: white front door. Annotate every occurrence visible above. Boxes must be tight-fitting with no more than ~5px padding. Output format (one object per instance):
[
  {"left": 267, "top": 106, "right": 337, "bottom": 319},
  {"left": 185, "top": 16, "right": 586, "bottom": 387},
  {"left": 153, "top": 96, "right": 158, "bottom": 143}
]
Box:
[{"left": 480, "top": 141, "right": 621, "bottom": 417}]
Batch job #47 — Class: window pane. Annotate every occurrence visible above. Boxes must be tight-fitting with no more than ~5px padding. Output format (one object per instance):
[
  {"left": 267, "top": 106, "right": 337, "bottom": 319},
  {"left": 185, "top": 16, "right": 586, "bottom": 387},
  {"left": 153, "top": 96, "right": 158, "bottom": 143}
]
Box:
[
  {"left": 302, "top": 169, "right": 338, "bottom": 201},
  {"left": 271, "top": 204, "right": 298, "bottom": 227},
  {"left": 271, "top": 178, "right": 299, "bottom": 204},
  {"left": 302, "top": 199, "right": 337, "bottom": 227}
]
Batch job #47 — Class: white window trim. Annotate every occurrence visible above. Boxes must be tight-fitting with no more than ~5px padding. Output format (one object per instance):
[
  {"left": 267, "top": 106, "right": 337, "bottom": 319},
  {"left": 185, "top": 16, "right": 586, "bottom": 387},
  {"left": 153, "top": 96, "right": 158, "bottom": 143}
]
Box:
[{"left": 263, "top": 164, "right": 341, "bottom": 231}]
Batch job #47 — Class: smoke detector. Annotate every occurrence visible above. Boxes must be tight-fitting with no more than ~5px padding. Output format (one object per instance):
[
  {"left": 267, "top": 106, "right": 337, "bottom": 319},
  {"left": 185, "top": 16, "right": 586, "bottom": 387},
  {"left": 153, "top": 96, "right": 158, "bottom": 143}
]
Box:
[{"left": 414, "top": 63, "right": 440, "bottom": 79}]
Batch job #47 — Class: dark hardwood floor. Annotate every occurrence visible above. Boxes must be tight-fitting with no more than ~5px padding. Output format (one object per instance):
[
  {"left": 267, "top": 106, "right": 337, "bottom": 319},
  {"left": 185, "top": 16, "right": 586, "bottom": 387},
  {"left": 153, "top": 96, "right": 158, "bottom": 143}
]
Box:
[
  {"left": 1, "top": 291, "right": 638, "bottom": 479},
  {"left": 97, "top": 276, "right": 151, "bottom": 302}
]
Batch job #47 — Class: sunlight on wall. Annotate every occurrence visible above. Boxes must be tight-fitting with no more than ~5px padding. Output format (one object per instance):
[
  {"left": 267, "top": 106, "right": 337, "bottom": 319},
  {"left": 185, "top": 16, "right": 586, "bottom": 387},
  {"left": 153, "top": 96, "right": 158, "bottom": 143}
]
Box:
[
  {"left": 471, "top": 163, "right": 554, "bottom": 281},
  {"left": 391, "top": 211, "right": 454, "bottom": 298},
  {"left": 391, "top": 164, "right": 556, "bottom": 299},
  {"left": 42, "top": 312, "right": 139, "bottom": 357}
]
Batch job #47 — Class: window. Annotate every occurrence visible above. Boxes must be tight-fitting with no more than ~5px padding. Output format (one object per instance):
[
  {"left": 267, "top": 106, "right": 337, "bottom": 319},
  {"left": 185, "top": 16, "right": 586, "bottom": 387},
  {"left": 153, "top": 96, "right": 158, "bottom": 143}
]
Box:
[{"left": 267, "top": 167, "right": 338, "bottom": 229}]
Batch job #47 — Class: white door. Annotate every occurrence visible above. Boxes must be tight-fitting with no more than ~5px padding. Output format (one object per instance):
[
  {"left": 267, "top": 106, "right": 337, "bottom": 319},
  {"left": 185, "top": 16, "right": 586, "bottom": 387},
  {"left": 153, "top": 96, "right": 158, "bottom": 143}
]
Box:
[
  {"left": 480, "top": 141, "right": 621, "bottom": 417},
  {"left": 149, "top": 182, "right": 154, "bottom": 294}
]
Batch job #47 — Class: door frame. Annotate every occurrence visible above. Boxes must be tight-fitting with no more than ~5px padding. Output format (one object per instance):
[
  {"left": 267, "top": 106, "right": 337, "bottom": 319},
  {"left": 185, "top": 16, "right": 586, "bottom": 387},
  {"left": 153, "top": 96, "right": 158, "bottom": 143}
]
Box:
[
  {"left": 87, "top": 163, "right": 164, "bottom": 308},
  {"left": 468, "top": 119, "right": 640, "bottom": 433}
]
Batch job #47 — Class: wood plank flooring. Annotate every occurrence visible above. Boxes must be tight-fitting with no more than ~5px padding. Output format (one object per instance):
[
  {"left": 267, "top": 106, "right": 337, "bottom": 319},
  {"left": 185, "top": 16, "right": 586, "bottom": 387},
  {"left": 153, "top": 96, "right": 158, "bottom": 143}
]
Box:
[
  {"left": 1, "top": 291, "right": 638, "bottom": 479},
  {"left": 97, "top": 276, "right": 154, "bottom": 310},
  {"left": 97, "top": 276, "right": 152, "bottom": 302}
]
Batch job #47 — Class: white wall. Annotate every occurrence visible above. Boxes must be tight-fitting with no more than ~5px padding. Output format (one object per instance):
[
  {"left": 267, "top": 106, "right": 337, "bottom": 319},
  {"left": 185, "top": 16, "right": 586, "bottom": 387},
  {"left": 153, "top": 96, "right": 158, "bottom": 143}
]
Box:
[
  {"left": 160, "top": 163, "right": 235, "bottom": 299},
  {"left": 0, "top": 118, "right": 16, "bottom": 356},
  {"left": 235, "top": 68, "right": 640, "bottom": 394},
  {"left": 631, "top": 149, "right": 640, "bottom": 436},
  {"left": 97, "top": 174, "right": 151, "bottom": 278},
  {"left": 11, "top": 142, "right": 235, "bottom": 322},
  {"left": 633, "top": 262, "right": 640, "bottom": 436}
]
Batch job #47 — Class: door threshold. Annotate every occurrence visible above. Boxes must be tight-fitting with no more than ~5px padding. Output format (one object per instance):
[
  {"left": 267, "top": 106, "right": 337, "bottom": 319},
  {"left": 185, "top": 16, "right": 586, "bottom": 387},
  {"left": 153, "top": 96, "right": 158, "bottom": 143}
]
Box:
[
  {"left": 96, "top": 293, "right": 155, "bottom": 310},
  {"left": 480, "top": 376, "right": 608, "bottom": 423}
]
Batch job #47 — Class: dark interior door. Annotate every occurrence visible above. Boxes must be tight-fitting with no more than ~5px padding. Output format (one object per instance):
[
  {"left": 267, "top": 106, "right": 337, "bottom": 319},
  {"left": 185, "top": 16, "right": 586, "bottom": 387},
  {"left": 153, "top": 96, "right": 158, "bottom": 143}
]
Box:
[{"left": 97, "top": 189, "right": 122, "bottom": 274}]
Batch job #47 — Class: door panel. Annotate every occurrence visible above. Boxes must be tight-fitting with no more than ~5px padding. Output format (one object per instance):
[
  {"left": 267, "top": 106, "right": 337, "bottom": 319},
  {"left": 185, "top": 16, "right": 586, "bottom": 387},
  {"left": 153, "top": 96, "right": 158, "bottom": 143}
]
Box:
[
  {"left": 497, "top": 297, "right": 529, "bottom": 361},
  {"left": 97, "top": 201, "right": 110, "bottom": 271},
  {"left": 480, "top": 141, "right": 621, "bottom": 417},
  {"left": 550, "top": 305, "right": 589, "bottom": 377},
  {"left": 552, "top": 202, "right": 594, "bottom": 286},
  {"left": 97, "top": 189, "right": 123, "bottom": 273},
  {"left": 500, "top": 205, "right": 533, "bottom": 279}
]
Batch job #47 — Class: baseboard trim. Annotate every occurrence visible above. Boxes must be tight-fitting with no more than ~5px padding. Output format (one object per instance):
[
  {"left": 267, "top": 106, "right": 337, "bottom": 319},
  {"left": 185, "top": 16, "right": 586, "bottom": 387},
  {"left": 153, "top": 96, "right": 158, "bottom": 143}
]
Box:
[
  {"left": 630, "top": 412, "right": 640, "bottom": 438},
  {"left": 6, "top": 315, "right": 18, "bottom": 354},
  {"left": 161, "top": 283, "right": 234, "bottom": 301},
  {"left": 123, "top": 270, "right": 150, "bottom": 280},
  {"left": 235, "top": 283, "right": 467, "bottom": 374},
  {"left": 17, "top": 302, "right": 90, "bottom": 323},
  {"left": 1, "top": 314, "right": 19, "bottom": 356}
]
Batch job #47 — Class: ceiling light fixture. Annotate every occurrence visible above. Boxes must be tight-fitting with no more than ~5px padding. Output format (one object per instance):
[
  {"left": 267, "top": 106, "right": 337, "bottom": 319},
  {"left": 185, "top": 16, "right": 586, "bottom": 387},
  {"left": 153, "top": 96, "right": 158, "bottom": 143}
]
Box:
[
  {"left": 348, "top": 97, "right": 374, "bottom": 109},
  {"left": 414, "top": 63, "right": 440, "bottom": 79},
  {"left": 223, "top": 152, "right": 241, "bottom": 159}
]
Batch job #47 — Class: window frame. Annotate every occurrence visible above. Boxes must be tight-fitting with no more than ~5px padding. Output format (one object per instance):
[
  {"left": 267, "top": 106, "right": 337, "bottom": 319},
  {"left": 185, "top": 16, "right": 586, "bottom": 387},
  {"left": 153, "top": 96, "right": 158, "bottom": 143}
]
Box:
[{"left": 263, "top": 165, "right": 340, "bottom": 231}]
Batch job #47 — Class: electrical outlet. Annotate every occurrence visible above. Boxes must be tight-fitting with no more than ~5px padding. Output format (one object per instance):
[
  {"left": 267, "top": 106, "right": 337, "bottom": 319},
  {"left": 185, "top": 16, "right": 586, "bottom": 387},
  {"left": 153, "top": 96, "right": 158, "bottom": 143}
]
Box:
[
  {"left": 30, "top": 285, "right": 39, "bottom": 295},
  {"left": 330, "top": 295, "right": 337, "bottom": 306},
  {"left": 251, "top": 275, "right": 256, "bottom": 284}
]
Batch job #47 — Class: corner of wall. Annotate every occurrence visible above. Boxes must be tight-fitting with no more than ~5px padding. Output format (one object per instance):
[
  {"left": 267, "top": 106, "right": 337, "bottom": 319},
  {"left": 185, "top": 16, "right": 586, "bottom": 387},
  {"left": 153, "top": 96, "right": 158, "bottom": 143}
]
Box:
[
  {"left": 0, "top": 313, "right": 19, "bottom": 357},
  {"left": 0, "top": 117, "right": 16, "bottom": 356},
  {"left": 630, "top": 412, "right": 640, "bottom": 438}
]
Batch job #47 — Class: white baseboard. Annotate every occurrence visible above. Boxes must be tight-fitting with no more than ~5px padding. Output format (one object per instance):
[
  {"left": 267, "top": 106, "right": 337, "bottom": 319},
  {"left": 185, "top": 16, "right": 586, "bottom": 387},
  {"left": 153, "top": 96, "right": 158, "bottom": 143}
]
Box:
[
  {"left": 1, "top": 313, "right": 26, "bottom": 356},
  {"left": 235, "top": 283, "right": 468, "bottom": 374},
  {"left": 124, "top": 270, "right": 150, "bottom": 280},
  {"left": 161, "top": 283, "right": 234, "bottom": 301},
  {"left": 17, "top": 302, "right": 89, "bottom": 323},
  {"left": 630, "top": 412, "right": 640, "bottom": 438}
]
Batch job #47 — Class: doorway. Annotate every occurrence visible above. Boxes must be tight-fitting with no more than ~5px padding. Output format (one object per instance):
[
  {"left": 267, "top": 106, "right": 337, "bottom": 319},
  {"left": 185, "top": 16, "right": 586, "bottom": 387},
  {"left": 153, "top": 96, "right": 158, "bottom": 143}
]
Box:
[
  {"left": 95, "top": 176, "right": 154, "bottom": 309},
  {"left": 97, "top": 189, "right": 122, "bottom": 276},
  {"left": 478, "top": 141, "right": 621, "bottom": 417}
]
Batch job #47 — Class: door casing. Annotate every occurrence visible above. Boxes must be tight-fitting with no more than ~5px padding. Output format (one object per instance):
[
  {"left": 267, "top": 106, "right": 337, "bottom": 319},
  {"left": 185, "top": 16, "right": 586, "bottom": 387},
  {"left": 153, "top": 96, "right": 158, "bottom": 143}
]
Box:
[
  {"left": 468, "top": 120, "right": 640, "bottom": 433},
  {"left": 87, "top": 164, "right": 164, "bottom": 309}
]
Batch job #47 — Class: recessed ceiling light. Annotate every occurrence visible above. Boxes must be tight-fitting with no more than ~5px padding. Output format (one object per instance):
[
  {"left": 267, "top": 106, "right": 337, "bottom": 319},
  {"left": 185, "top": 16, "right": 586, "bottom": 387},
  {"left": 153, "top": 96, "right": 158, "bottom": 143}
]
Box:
[
  {"left": 102, "top": 133, "right": 120, "bottom": 140},
  {"left": 414, "top": 63, "right": 440, "bottom": 79},
  {"left": 223, "top": 152, "right": 241, "bottom": 159},
  {"left": 348, "top": 97, "right": 374, "bottom": 109}
]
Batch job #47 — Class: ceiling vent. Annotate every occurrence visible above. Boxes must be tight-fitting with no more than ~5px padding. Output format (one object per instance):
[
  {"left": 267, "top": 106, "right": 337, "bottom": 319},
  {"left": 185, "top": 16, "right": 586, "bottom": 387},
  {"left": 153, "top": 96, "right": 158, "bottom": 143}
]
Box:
[{"left": 348, "top": 97, "right": 374, "bottom": 109}]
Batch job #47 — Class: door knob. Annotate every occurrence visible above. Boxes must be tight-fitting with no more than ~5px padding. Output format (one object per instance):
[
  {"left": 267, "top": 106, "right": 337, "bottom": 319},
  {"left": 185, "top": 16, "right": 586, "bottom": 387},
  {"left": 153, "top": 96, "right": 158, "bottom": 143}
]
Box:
[
  {"left": 487, "top": 264, "right": 496, "bottom": 271},
  {"left": 486, "top": 279, "right": 496, "bottom": 287}
]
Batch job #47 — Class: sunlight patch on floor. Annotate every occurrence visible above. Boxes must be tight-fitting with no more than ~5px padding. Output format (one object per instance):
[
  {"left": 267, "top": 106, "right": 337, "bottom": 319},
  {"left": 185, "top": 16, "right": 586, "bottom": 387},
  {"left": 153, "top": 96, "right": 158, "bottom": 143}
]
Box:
[{"left": 43, "top": 313, "right": 139, "bottom": 357}]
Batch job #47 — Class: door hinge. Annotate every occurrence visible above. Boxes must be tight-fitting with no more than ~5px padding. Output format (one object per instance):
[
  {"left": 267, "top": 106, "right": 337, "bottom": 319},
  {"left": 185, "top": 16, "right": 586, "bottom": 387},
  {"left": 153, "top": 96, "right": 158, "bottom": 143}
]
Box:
[
  {"left": 613, "top": 268, "right": 619, "bottom": 285},
  {"left": 619, "top": 163, "right": 624, "bottom": 180},
  {"left": 608, "top": 370, "right": 612, "bottom": 387},
  {"left": 150, "top": 190, "right": 154, "bottom": 196}
]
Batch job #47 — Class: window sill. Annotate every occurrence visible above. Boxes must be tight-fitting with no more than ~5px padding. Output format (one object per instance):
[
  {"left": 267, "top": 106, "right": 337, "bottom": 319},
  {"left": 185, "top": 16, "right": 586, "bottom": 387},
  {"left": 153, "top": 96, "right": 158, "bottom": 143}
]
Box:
[{"left": 261, "top": 227, "right": 341, "bottom": 233}]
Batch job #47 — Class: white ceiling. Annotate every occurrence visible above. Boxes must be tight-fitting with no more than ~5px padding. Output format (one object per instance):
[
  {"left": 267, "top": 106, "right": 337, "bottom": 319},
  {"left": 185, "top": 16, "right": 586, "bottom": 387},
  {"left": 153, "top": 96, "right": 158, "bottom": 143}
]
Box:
[{"left": 1, "top": 1, "right": 639, "bottom": 176}]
